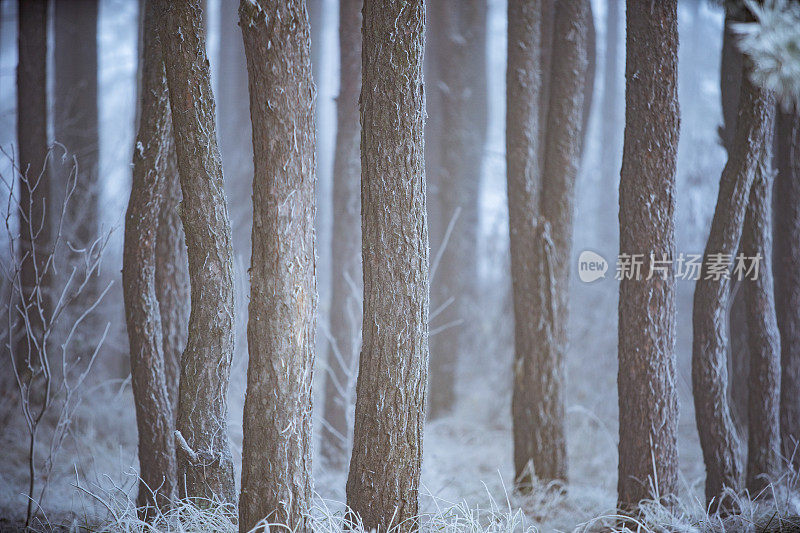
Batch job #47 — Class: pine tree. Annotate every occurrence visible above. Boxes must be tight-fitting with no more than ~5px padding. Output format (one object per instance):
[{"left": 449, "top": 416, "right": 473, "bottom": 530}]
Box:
[
  {"left": 426, "top": 0, "right": 488, "bottom": 419},
  {"left": 775, "top": 110, "right": 800, "bottom": 469},
  {"left": 157, "top": 0, "right": 237, "bottom": 504},
  {"left": 238, "top": 1, "right": 317, "bottom": 530},
  {"left": 13, "top": 0, "right": 49, "bottom": 398},
  {"left": 741, "top": 140, "right": 780, "bottom": 494},
  {"left": 321, "top": 0, "right": 362, "bottom": 468},
  {"left": 345, "top": 2, "right": 429, "bottom": 529},
  {"left": 616, "top": 0, "right": 680, "bottom": 511},
  {"left": 692, "top": 59, "right": 776, "bottom": 507},
  {"left": 122, "top": 0, "right": 177, "bottom": 514},
  {"left": 507, "top": 0, "right": 590, "bottom": 488}
]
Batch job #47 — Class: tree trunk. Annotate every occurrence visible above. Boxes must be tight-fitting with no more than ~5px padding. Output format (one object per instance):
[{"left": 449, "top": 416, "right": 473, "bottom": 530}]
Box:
[
  {"left": 122, "top": 0, "right": 177, "bottom": 514},
  {"left": 719, "top": 11, "right": 743, "bottom": 155},
  {"left": 217, "top": 0, "right": 253, "bottom": 256},
  {"left": 692, "top": 63, "right": 776, "bottom": 507},
  {"left": 600, "top": 0, "right": 620, "bottom": 186},
  {"left": 719, "top": 9, "right": 749, "bottom": 438},
  {"left": 345, "top": 1, "right": 428, "bottom": 530},
  {"left": 775, "top": 110, "right": 800, "bottom": 469},
  {"left": 237, "top": 2, "right": 317, "bottom": 531},
  {"left": 742, "top": 147, "right": 780, "bottom": 494},
  {"left": 616, "top": 0, "right": 680, "bottom": 512},
  {"left": 321, "top": 0, "right": 362, "bottom": 468},
  {"left": 157, "top": 0, "right": 237, "bottom": 505},
  {"left": 579, "top": 6, "right": 595, "bottom": 158},
  {"left": 14, "top": 0, "right": 49, "bottom": 394},
  {"left": 508, "top": 0, "right": 589, "bottom": 489},
  {"left": 155, "top": 144, "right": 189, "bottom": 417},
  {"left": 426, "top": 0, "right": 487, "bottom": 419},
  {"left": 53, "top": 0, "right": 99, "bottom": 248},
  {"left": 507, "top": 0, "right": 544, "bottom": 488},
  {"left": 537, "top": 0, "right": 554, "bottom": 171}
]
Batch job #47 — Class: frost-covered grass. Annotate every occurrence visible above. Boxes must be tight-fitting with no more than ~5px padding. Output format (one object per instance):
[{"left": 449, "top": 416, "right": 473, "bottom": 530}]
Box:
[
  {"left": 73, "top": 484, "right": 537, "bottom": 533},
  {"left": 62, "top": 469, "right": 800, "bottom": 533}
]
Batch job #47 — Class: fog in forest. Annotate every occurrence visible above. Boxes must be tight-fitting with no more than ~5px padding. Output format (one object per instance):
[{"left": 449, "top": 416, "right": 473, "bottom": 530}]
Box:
[{"left": 1, "top": 0, "right": 799, "bottom": 531}]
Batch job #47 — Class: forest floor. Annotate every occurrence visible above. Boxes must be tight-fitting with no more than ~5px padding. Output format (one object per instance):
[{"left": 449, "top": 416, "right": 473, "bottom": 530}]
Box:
[
  {"left": 1, "top": 171, "right": 799, "bottom": 531},
  {"left": 3, "top": 251, "right": 800, "bottom": 532}
]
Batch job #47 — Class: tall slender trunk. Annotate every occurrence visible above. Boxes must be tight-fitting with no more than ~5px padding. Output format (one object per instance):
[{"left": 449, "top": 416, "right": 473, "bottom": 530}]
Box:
[
  {"left": 742, "top": 146, "right": 780, "bottom": 494},
  {"left": 122, "top": 0, "right": 177, "bottom": 514},
  {"left": 579, "top": 6, "right": 595, "bottom": 158},
  {"left": 345, "top": 2, "right": 428, "bottom": 530},
  {"left": 321, "top": 0, "right": 362, "bottom": 468},
  {"left": 508, "top": 0, "right": 589, "bottom": 488},
  {"left": 238, "top": 1, "right": 317, "bottom": 530},
  {"left": 426, "top": 0, "right": 487, "bottom": 418},
  {"left": 692, "top": 61, "right": 776, "bottom": 507},
  {"left": 616, "top": 0, "right": 680, "bottom": 512},
  {"left": 157, "top": 0, "right": 237, "bottom": 504},
  {"left": 507, "top": 0, "right": 544, "bottom": 488},
  {"left": 775, "top": 110, "right": 800, "bottom": 468},
  {"left": 53, "top": 0, "right": 99, "bottom": 248},
  {"left": 719, "top": 10, "right": 749, "bottom": 437},
  {"left": 14, "top": 0, "right": 49, "bottom": 390},
  {"left": 155, "top": 144, "right": 189, "bottom": 417}
]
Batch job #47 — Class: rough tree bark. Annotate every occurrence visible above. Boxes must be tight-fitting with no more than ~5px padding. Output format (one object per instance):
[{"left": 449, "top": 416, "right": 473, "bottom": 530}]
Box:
[
  {"left": 719, "top": 9, "right": 750, "bottom": 437},
  {"left": 692, "top": 63, "right": 776, "bottom": 506},
  {"left": 741, "top": 144, "right": 780, "bottom": 494},
  {"left": 345, "top": 1, "right": 429, "bottom": 530},
  {"left": 122, "top": 0, "right": 177, "bottom": 513},
  {"left": 14, "top": 0, "right": 49, "bottom": 390},
  {"left": 580, "top": 7, "right": 595, "bottom": 158},
  {"left": 508, "top": 0, "right": 589, "bottom": 488},
  {"left": 238, "top": 1, "right": 317, "bottom": 531},
  {"left": 426, "top": 0, "right": 487, "bottom": 419},
  {"left": 53, "top": 0, "right": 99, "bottom": 247},
  {"left": 616, "top": 0, "right": 680, "bottom": 512},
  {"left": 775, "top": 110, "right": 800, "bottom": 469},
  {"left": 155, "top": 144, "right": 189, "bottom": 416},
  {"left": 157, "top": 0, "right": 237, "bottom": 505},
  {"left": 321, "top": 0, "right": 362, "bottom": 468},
  {"left": 507, "top": 0, "right": 544, "bottom": 488}
]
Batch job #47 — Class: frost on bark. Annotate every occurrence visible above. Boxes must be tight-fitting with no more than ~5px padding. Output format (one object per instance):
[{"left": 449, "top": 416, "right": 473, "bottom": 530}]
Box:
[
  {"left": 157, "top": 0, "right": 236, "bottom": 505},
  {"left": 719, "top": 9, "right": 749, "bottom": 437},
  {"left": 321, "top": 0, "right": 362, "bottom": 468},
  {"left": 616, "top": 0, "right": 680, "bottom": 512},
  {"left": 122, "top": 0, "right": 177, "bottom": 514},
  {"left": 425, "top": 0, "right": 487, "bottom": 419},
  {"left": 345, "top": 1, "right": 429, "bottom": 530},
  {"left": 742, "top": 142, "right": 780, "bottom": 494},
  {"left": 155, "top": 144, "right": 189, "bottom": 416},
  {"left": 507, "top": 0, "right": 544, "bottom": 489},
  {"left": 580, "top": 7, "right": 595, "bottom": 157},
  {"left": 692, "top": 63, "right": 776, "bottom": 507},
  {"left": 14, "top": 0, "right": 49, "bottom": 390},
  {"left": 775, "top": 110, "right": 800, "bottom": 469},
  {"left": 507, "top": 0, "right": 589, "bottom": 488},
  {"left": 237, "top": 1, "right": 317, "bottom": 531}
]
